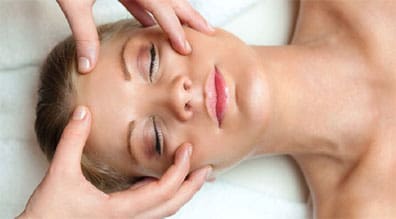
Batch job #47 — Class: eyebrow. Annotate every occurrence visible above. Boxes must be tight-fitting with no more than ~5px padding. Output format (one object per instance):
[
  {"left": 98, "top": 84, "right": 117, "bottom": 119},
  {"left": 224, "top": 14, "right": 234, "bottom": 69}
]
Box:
[
  {"left": 127, "top": 120, "right": 137, "bottom": 164},
  {"left": 120, "top": 37, "right": 132, "bottom": 81}
]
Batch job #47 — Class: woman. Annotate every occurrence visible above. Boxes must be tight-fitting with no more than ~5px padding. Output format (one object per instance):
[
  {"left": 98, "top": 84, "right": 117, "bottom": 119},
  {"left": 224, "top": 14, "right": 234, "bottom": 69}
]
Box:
[
  {"left": 24, "top": 0, "right": 396, "bottom": 218},
  {"left": 19, "top": 1, "right": 214, "bottom": 218}
]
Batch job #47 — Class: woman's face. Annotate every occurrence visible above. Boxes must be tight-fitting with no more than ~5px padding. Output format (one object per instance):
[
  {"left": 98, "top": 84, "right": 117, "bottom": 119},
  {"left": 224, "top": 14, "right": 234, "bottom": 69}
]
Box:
[{"left": 75, "top": 25, "right": 270, "bottom": 179}]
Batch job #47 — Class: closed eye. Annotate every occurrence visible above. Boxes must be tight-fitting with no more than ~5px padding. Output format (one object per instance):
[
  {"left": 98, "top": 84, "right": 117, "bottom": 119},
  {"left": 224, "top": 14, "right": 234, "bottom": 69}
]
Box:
[
  {"left": 152, "top": 116, "right": 163, "bottom": 155},
  {"left": 149, "top": 43, "right": 156, "bottom": 82}
]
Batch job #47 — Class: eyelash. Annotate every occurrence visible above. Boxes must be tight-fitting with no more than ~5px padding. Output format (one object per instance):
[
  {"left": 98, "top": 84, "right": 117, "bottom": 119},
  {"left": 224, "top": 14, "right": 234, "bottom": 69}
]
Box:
[
  {"left": 147, "top": 44, "right": 162, "bottom": 157},
  {"left": 149, "top": 43, "right": 157, "bottom": 83},
  {"left": 152, "top": 116, "right": 163, "bottom": 156}
]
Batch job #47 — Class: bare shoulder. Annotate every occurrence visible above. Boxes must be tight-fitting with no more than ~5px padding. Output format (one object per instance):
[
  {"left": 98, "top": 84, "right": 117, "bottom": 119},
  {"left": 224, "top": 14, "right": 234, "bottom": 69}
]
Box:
[
  {"left": 323, "top": 131, "right": 396, "bottom": 219},
  {"left": 294, "top": 1, "right": 396, "bottom": 47},
  {"left": 296, "top": 120, "right": 396, "bottom": 218},
  {"left": 322, "top": 0, "right": 396, "bottom": 80}
]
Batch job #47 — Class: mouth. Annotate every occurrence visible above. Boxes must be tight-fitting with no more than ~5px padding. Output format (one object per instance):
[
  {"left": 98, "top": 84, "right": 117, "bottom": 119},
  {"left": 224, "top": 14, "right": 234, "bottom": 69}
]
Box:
[{"left": 205, "top": 66, "right": 228, "bottom": 127}]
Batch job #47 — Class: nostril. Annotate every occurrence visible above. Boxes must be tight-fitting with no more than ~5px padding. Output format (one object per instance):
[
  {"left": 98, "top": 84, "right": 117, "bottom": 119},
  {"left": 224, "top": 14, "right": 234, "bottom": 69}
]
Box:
[{"left": 184, "top": 102, "right": 192, "bottom": 111}]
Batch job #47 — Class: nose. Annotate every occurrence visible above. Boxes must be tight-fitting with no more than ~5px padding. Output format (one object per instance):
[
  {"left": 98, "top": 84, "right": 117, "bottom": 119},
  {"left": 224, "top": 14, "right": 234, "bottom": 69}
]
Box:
[{"left": 168, "top": 75, "right": 193, "bottom": 121}]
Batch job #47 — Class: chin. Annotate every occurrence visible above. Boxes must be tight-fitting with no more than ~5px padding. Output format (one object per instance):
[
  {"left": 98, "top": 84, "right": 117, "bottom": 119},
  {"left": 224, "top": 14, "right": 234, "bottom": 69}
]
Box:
[
  {"left": 194, "top": 145, "right": 255, "bottom": 178},
  {"left": 210, "top": 152, "right": 254, "bottom": 178}
]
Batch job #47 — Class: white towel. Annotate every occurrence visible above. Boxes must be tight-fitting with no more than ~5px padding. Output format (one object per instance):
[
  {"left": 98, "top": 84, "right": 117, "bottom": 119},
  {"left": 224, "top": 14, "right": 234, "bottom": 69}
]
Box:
[
  {"left": 94, "top": 0, "right": 259, "bottom": 26},
  {"left": 0, "top": 0, "right": 309, "bottom": 218},
  {"left": 168, "top": 180, "right": 308, "bottom": 219},
  {"left": 0, "top": 0, "right": 258, "bottom": 71},
  {"left": 189, "top": 0, "right": 259, "bottom": 26}
]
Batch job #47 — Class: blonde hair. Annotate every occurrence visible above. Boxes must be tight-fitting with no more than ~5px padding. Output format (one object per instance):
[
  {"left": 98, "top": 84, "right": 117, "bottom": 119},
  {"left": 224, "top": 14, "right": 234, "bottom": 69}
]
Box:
[{"left": 35, "top": 19, "right": 141, "bottom": 193}]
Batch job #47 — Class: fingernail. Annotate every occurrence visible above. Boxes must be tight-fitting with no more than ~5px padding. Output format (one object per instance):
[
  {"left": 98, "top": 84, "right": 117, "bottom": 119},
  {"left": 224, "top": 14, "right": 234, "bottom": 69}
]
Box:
[
  {"left": 78, "top": 57, "right": 90, "bottom": 73},
  {"left": 72, "top": 106, "right": 87, "bottom": 120},
  {"left": 184, "top": 40, "right": 192, "bottom": 53}
]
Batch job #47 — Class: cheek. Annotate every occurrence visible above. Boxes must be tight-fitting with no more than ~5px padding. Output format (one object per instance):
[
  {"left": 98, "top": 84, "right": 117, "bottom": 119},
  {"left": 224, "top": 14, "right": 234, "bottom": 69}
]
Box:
[
  {"left": 164, "top": 112, "right": 256, "bottom": 173},
  {"left": 165, "top": 125, "right": 212, "bottom": 169},
  {"left": 187, "top": 131, "right": 253, "bottom": 172}
]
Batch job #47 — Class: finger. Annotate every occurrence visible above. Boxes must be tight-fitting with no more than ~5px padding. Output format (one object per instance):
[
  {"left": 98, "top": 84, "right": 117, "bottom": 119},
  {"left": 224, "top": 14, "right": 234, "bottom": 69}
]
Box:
[
  {"left": 129, "top": 177, "right": 156, "bottom": 190},
  {"left": 110, "top": 143, "right": 192, "bottom": 213},
  {"left": 50, "top": 106, "right": 91, "bottom": 175},
  {"left": 137, "top": 166, "right": 212, "bottom": 219},
  {"left": 57, "top": 0, "right": 99, "bottom": 73},
  {"left": 143, "top": 3, "right": 191, "bottom": 54},
  {"left": 119, "top": 0, "right": 156, "bottom": 26},
  {"left": 155, "top": 143, "right": 192, "bottom": 194},
  {"left": 174, "top": 1, "right": 215, "bottom": 34}
]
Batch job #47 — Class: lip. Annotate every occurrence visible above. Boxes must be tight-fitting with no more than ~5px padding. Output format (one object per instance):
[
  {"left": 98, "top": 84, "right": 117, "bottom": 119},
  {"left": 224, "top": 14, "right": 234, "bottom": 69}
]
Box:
[{"left": 205, "top": 66, "right": 228, "bottom": 127}]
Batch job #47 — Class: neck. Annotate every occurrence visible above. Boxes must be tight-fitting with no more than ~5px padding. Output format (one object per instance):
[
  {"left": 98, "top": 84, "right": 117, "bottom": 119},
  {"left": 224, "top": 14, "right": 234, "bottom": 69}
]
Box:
[{"left": 250, "top": 45, "right": 345, "bottom": 158}]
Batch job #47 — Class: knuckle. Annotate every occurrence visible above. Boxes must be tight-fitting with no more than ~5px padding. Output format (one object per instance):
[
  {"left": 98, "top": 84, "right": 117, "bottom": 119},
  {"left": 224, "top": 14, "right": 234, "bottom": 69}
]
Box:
[
  {"left": 158, "top": 190, "right": 172, "bottom": 202},
  {"left": 158, "top": 186, "right": 176, "bottom": 202}
]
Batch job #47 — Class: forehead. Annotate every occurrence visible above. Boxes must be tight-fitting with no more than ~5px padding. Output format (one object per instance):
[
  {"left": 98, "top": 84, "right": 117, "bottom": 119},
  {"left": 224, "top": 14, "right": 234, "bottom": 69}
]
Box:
[
  {"left": 73, "top": 26, "right": 167, "bottom": 174},
  {"left": 74, "top": 33, "right": 134, "bottom": 174}
]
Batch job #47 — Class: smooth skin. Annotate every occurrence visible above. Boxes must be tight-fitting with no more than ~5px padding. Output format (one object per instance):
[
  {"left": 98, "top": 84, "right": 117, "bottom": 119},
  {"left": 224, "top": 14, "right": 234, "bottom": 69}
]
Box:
[
  {"left": 75, "top": 26, "right": 269, "bottom": 178},
  {"left": 18, "top": 106, "right": 211, "bottom": 219},
  {"left": 76, "top": 0, "right": 396, "bottom": 218},
  {"left": 286, "top": 1, "right": 396, "bottom": 217},
  {"left": 20, "top": 0, "right": 396, "bottom": 218},
  {"left": 56, "top": 0, "right": 215, "bottom": 73},
  {"left": 19, "top": 0, "right": 214, "bottom": 218}
]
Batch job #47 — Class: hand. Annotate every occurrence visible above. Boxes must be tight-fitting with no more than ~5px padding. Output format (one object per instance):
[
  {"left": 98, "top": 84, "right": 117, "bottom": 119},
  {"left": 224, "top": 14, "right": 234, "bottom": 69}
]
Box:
[
  {"left": 18, "top": 106, "right": 212, "bottom": 219},
  {"left": 119, "top": 0, "right": 214, "bottom": 54},
  {"left": 57, "top": 0, "right": 215, "bottom": 73}
]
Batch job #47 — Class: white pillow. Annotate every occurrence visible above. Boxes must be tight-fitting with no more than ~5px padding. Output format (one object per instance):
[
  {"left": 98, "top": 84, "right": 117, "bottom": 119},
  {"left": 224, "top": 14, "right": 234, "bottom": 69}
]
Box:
[{"left": 0, "top": 0, "right": 308, "bottom": 218}]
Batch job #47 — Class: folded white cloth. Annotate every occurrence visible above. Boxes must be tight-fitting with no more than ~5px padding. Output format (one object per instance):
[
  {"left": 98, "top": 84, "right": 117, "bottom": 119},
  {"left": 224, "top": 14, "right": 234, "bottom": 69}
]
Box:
[
  {"left": 0, "top": 0, "right": 258, "bottom": 71},
  {"left": 189, "top": 0, "right": 259, "bottom": 26},
  {"left": 168, "top": 179, "right": 308, "bottom": 219}
]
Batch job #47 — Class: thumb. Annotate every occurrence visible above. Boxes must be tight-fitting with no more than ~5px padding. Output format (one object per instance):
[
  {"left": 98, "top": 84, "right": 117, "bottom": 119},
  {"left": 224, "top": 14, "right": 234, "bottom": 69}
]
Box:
[
  {"left": 57, "top": 0, "right": 99, "bottom": 73},
  {"left": 51, "top": 106, "right": 91, "bottom": 173}
]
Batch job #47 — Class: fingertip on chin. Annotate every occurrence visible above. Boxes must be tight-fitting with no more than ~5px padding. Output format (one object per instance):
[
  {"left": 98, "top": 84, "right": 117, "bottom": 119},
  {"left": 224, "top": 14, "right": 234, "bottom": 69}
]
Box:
[{"left": 190, "top": 165, "right": 213, "bottom": 182}]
